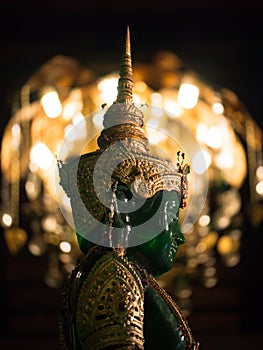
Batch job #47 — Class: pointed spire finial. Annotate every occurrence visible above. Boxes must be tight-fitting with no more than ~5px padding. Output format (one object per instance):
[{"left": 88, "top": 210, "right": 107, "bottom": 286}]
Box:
[
  {"left": 125, "top": 25, "right": 131, "bottom": 56},
  {"left": 116, "top": 26, "right": 133, "bottom": 103}
]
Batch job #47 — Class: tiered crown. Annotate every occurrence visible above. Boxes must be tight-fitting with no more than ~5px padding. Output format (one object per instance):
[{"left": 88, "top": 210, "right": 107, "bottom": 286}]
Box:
[{"left": 58, "top": 27, "right": 189, "bottom": 237}]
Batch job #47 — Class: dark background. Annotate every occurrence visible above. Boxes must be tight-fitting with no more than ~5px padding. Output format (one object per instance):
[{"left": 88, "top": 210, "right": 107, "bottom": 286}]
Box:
[
  {"left": 0, "top": 1, "right": 263, "bottom": 349},
  {"left": 1, "top": 1, "right": 263, "bottom": 131}
]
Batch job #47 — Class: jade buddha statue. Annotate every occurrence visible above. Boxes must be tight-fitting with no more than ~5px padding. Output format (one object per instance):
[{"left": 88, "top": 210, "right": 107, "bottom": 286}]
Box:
[{"left": 58, "top": 27, "right": 198, "bottom": 350}]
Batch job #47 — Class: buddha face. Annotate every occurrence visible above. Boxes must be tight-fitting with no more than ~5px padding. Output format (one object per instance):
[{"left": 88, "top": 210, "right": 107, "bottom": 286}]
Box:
[
  {"left": 115, "top": 183, "right": 185, "bottom": 276},
  {"left": 76, "top": 182, "right": 185, "bottom": 276}
]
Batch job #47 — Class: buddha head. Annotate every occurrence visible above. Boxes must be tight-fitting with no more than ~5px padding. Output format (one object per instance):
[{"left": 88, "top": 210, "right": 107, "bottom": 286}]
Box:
[{"left": 58, "top": 27, "right": 190, "bottom": 276}]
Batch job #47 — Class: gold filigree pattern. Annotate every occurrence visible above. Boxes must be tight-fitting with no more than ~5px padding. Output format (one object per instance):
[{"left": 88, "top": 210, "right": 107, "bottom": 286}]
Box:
[
  {"left": 58, "top": 139, "right": 184, "bottom": 237},
  {"left": 76, "top": 251, "right": 144, "bottom": 349}
]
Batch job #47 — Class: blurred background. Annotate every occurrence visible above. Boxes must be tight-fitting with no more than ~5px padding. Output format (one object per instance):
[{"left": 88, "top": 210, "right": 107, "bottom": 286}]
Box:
[{"left": 0, "top": 1, "right": 263, "bottom": 349}]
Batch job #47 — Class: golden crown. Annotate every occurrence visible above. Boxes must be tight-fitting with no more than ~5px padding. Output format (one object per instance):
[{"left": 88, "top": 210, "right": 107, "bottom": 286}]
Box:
[{"left": 58, "top": 27, "right": 190, "bottom": 231}]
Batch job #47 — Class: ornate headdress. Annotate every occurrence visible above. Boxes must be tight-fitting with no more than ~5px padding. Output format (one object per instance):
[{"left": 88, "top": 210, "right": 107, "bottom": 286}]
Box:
[{"left": 58, "top": 27, "right": 189, "bottom": 243}]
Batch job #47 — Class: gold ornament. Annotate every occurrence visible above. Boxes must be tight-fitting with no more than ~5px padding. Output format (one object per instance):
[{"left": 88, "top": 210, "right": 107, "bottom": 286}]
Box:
[{"left": 76, "top": 251, "right": 144, "bottom": 349}]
